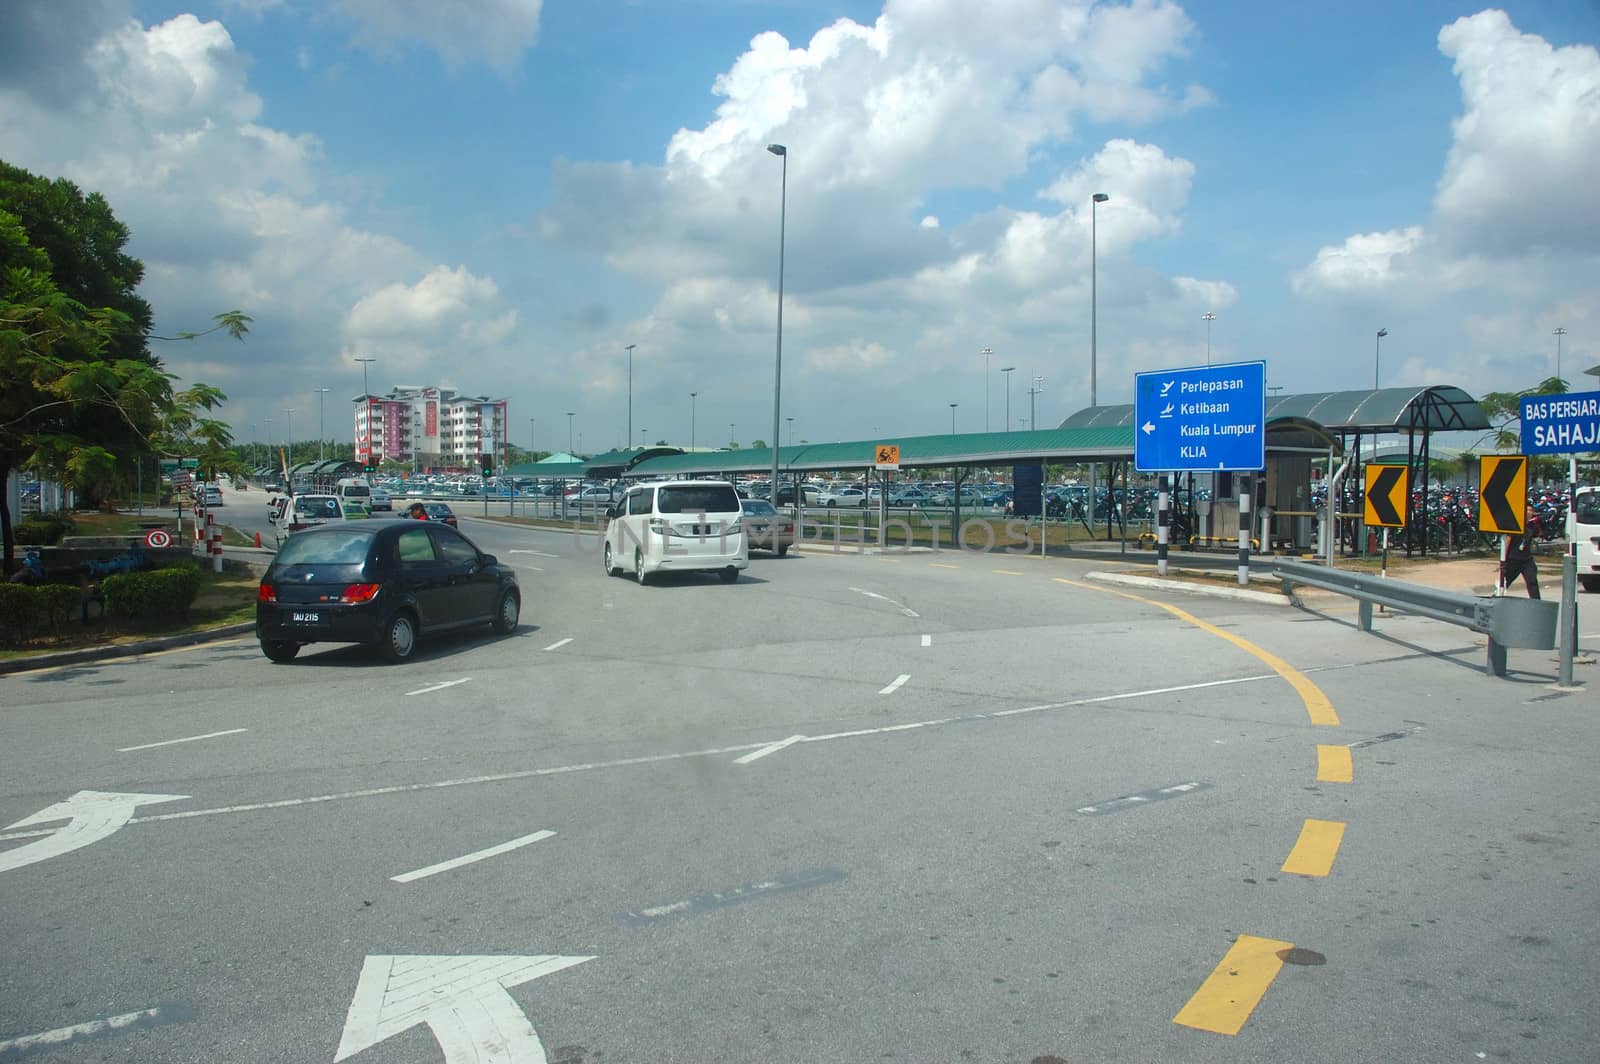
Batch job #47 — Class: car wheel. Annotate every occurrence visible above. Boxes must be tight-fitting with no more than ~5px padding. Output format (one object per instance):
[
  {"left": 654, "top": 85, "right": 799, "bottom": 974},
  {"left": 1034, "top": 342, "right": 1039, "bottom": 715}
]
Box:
[
  {"left": 260, "top": 639, "right": 299, "bottom": 663},
  {"left": 777, "top": 544, "right": 789, "bottom": 558},
  {"left": 492, "top": 588, "right": 520, "bottom": 633},
  {"left": 635, "top": 549, "right": 650, "bottom": 585},
  {"left": 379, "top": 610, "right": 418, "bottom": 663},
  {"left": 720, "top": 566, "right": 739, "bottom": 584},
  {"left": 604, "top": 542, "right": 622, "bottom": 577}
]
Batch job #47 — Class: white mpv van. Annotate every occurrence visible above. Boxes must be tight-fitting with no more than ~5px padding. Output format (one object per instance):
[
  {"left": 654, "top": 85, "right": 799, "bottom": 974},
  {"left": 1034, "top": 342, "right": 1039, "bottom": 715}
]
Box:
[
  {"left": 1570, "top": 486, "right": 1599, "bottom": 592},
  {"left": 603, "top": 480, "right": 748, "bottom": 584}
]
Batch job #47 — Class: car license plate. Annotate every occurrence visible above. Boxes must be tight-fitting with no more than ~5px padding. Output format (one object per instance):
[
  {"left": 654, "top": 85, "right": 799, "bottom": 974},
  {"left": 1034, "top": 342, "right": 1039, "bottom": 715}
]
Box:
[{"left": 291, "top": 611, "right": 320, "bottom": 623}]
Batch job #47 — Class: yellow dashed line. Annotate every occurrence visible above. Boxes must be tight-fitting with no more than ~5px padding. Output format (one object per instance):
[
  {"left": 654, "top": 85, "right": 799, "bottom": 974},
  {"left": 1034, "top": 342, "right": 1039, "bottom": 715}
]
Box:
[
  {"left": 1053, "top": 578, "right": 1340, "bottom": 727},
  {"left": 1173, "top": 934, "right": 1294, "bottom": 1035},
  {"left": 1281, "top": 819, "right": 1346, "bottom": 877},
  {"left": 928, "top": 562, "right": 961, "bottom": 570},
  {"left": 992, "top": 569, "right": 1024, "bottom": 576},
  {"left": 1316, "top": 745, "right": 1353, "bottom": 783}
]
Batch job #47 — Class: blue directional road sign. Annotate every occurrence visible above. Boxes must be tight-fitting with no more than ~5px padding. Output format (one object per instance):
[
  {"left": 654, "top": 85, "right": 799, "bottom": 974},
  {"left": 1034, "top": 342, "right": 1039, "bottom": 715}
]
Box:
[
  {"left": 1134, "top": 361, "right": 1265, "bottom": 473},
  {"left": 1519, "top": 389, "right": 1600, "bottom": 455}
]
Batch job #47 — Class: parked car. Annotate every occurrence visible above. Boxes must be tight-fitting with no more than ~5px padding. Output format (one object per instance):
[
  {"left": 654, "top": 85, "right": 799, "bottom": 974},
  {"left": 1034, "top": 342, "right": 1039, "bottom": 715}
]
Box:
[
  {"left": 603, "top": 479, "right": 747, "bottom": 584},
  {"left": 740, "top": 499, "right": 795, "bottom": 557},
  {"left": 820, "top": 487, "right": 867, "bottom": 507},
  {"left": 256, "top": 521, "right": 520, "bottom": 663}
]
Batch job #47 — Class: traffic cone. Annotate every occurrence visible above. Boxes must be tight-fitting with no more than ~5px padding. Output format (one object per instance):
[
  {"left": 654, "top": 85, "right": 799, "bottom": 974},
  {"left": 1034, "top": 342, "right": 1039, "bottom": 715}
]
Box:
[{"left": 253, "top": 531, "right": 262, "bottom": 548}]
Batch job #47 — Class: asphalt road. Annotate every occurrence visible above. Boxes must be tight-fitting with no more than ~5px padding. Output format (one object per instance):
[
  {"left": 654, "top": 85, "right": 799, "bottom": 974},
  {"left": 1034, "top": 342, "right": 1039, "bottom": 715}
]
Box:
[{"left": 2, "top": 492, "right": 1597, "bottom": 1063}]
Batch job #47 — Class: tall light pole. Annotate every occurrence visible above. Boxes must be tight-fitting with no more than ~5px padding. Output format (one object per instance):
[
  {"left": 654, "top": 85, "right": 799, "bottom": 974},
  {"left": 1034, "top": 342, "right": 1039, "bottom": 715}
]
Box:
[
  {"left": 1202, "top": 312, "right": 1216, "bottom": 366},
  {"left": 981, "top": 346, "right": 993, "bottom": 431},
  {"left": 1374, "top": 328, "right": 1388, "bottom": 389},
  {"left": 1554, "top": 327, "right": 1567, "bottom": 387},
  {"left": 528, "top": 417, "right": 535, "bottom": 458},
  {"left": 250, "top": 422, "right": 257, "bottom": 469},
  {"left": 1001, "top": 366, "right": 1016, "bottom": 433},
  {"left": 1090, "top": 192, "right": 1109, "bottom": 406},
  {"left": 690, "top": 392, "right": 697, "bottom": 450},
  {"left": 314, "top": 387, "right": 330, "bottom": 462},
  {"left": 283, "top": 408, "right": 295, "bottom": 471},
  {"left": 624, "top": 343, "right": 636, "bottom": 448},
  {"left": 767, "top": 142, "right": 788, "bottom": 520},
  {"left": 730, "top": 423, "right": 735, "bottom": 448},
  {"left": 1028, "top": 376, "right": 1043, "bottom": 430},
  {"left": 354, "top": 356, "right": 376, "bottom": 468},
  {"left": 787, "top": 416, "right": 795, "bottom": 446},
  {"left": 354, "top": 356, "right": 376, "bottom": 397},
  {"left": 949, "top": 403, "right": 958, "bottom": 435},
  {"left": 566, "top": 412, "right": 575, "bottom": 455},
  {"left": 641, "top": 429, "right": 648, "bottom": 448}
]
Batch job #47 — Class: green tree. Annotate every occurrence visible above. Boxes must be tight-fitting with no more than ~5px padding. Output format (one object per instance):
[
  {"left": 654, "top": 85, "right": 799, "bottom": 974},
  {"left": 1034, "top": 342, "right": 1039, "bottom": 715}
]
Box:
[
  {"left": 0, "top": 162, "right": 250, "bottom": 570},
  {"left": 1474, "top": 376, "right": 1566, "bottom": 452}
]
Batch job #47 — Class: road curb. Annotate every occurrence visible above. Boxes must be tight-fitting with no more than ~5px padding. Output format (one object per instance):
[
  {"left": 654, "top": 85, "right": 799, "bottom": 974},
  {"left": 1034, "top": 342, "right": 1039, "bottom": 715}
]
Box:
[
  {"left": 0, "top": 622, "right": 257, "bottom": 676},
  {"left": 1084, "top": 570, "right": 1291, "bottom": 606}
]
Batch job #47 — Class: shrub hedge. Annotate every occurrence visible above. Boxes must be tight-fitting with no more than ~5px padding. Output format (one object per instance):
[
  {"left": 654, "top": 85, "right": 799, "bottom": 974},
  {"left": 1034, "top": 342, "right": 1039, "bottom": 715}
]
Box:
[
  {"left": 13, "top": 513, "right": 77, "bottom": 545},
  {"left": 101, "top": 566, "right": 202, "bottom": 623},
  {"left": 0, "top": 583, "right": 84, "bottom": 646}
]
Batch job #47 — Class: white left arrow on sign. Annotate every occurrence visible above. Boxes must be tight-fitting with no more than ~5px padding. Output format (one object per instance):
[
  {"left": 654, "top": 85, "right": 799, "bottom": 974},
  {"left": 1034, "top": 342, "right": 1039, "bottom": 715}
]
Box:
[
  {"left": 0, "top": 789, "right": 188, "bottom": 873},
  {"left": 335, "top": 954, "right": 593, "bottom": 1064}
]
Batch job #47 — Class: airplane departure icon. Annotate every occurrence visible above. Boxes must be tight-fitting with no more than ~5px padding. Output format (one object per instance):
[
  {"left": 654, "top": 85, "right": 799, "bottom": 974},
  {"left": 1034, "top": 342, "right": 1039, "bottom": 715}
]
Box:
[{"left": 1159, "top": 380, "right": 1175, "bottom": 397}]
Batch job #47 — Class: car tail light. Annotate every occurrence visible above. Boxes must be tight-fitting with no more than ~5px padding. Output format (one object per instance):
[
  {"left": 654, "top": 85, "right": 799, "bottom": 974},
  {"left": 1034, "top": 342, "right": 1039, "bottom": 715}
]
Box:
[
  {"left": 257, "top": 584, "right": 277, "bottom": 603},
  {"left": 288, "top": 522, "right": 307, "bottom": 531},
  {"left": 782, "top": 523, "right": 794, "bottom": 533},
  {"left": 339, "top": 583, "right": 382, "bottom": 604}
]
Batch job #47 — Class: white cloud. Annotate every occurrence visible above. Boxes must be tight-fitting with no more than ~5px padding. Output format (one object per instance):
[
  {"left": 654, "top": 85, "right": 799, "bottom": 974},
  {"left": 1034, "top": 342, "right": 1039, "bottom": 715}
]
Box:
[
  {"left": 342, "top": 266, "right": 518, "bottom": 375},
  {"left": 805, "top": 339, "right": 896, "bottom": 374},
  {"left": 1292, "top": 226, "right": 1424, "bottom": 293},
  {"left": 333, "top": 0, "right": 543, "bottom": 73},
  {"left": 1433, "top": 9, "right": 1600, "bottom": 256}
]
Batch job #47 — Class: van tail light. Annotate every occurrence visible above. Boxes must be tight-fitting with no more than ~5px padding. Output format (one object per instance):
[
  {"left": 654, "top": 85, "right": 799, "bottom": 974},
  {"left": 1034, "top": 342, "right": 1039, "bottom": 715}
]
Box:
[
  {"left": 257, "top": 584, "right": 277, "bottom": 603},
  {"left": 339, "top": 583, "right": 382, "bottom": 604}
]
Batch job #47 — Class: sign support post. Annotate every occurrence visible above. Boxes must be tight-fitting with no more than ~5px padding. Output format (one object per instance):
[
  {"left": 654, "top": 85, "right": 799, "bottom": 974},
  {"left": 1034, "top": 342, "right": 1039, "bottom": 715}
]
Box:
[
  {"left": 1156, "top": 474, "right": 1170, "bottom": 576},
  {"left": 1237, "top": 477, "right": 1251, "bottom": 586}
]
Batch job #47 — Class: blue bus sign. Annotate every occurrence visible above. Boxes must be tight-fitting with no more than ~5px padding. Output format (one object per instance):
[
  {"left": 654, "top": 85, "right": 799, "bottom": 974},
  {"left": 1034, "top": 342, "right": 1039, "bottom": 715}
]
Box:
[
  {"left": 1134, "top": 361, "right": 1266, "bottom": 472},
  {"left": 1519, "top": 390, "right": 1600, "bottom": 454}
]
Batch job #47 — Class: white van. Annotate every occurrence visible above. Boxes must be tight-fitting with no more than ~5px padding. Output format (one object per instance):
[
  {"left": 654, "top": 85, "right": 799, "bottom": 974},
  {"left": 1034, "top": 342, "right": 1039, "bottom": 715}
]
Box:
[
  {"left": 334, "top": 478, "right": 373, "bottom": 509},
  {"left": 602, "top": 480, "right": 747, "bottom": 584},
  {"left": 1569, "top": 486, "right": 1599, "bottom": 592}
]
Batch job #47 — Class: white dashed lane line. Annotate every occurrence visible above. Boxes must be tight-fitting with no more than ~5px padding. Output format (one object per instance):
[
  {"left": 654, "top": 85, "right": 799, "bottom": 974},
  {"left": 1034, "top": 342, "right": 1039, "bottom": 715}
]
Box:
[
  {"left": 878, "top": 674, "right": 911, "bottom": 695},
  {"left": 543, "top": 638, "right": 573, "bottom": 651}
]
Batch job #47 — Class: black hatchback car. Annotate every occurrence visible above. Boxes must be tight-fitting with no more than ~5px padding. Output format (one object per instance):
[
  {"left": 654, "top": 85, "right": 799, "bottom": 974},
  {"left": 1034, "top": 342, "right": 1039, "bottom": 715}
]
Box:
[{"left": 256, "top": 521, "right": 519, "bottom": 663}]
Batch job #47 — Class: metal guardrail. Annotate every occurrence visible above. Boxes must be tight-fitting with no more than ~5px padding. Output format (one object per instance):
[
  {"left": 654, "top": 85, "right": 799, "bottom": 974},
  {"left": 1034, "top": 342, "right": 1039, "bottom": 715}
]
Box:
[{"left": 1274, "top": 558, "right": 1558, "bottom": 678}]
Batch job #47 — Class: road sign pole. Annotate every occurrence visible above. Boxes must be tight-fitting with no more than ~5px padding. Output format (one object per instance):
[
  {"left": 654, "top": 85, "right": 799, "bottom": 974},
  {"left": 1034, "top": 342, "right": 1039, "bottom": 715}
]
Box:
[
  {"left": 1237, "top": 477, "right": 1251, "bottom": 586},
  {"left": 1559, "top": 549, "right": 1577, "bottom": 686},
  {"left": 1157, "top": 475, "right": 1170, "bottom": 577}
]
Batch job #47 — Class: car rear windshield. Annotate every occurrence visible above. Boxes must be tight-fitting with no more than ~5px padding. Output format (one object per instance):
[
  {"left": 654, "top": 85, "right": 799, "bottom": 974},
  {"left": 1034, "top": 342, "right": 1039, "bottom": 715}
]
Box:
[
  {"left": 275, "top": 529, "right": 373, "bottom": 565},
  {"left": 742, "top": 500, "right": 776, "bottom": 515},
  {"left": 295, "top": 497, "right": 342, "bottom": 518},
  {"left": 657, "top": 485, "right": 740, "bottom": 514}
]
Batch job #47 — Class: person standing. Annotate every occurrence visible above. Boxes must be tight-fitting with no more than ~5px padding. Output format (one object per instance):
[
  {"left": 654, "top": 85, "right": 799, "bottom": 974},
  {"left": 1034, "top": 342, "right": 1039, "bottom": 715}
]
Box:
[{"left": 1499, "top": 505, "right": 1540, "bottom": 599}]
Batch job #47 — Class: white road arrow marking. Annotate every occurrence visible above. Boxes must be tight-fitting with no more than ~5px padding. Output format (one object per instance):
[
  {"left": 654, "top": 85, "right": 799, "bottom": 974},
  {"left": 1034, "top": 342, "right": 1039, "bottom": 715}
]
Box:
[
  {"left": 0, "top": 790, "right": 188, "bottom": 873},
  {"left": 334, "top": 954, "right": 593, "bottom": 1064}
]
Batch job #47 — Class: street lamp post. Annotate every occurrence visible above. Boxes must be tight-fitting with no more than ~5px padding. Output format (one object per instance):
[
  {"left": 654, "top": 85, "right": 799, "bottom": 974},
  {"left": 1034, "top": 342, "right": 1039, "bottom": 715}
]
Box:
[
  {"left": 354, "top": 357, "right": 376, "bottom": 467},
  {"left": 730, "top": 423, "right": 735, "bottom": 448},
  {"left": 566, "top": 412, "right": 575, "bottom": 455},
  {"left": 1001, "top": 367, "right": 1016, "bottom": 433},
  {"left": 1554, "top": 327, "right": 1567, "bottom": 387},
  {"left": 625, "top": 344, "right": 636, "bottom": 448},
  {"left": 787, "top": 416, "right": 794, "bottom": 446},
  {"left": 314, "top": 387, "right": 330, "bottom": 462},
  {"left": 1374, "top": 328, "right": 1388, "bottom": 389},
  {"left": 1028, "top": 377, "right": 1043, "bottom": 430},
  {"left": 981, "top": 346, "right": 993, "bottom": 431},
  {"left": 283, "top": 408, "right": 295, "bottom": 473},
  {"left": 767, "top": 142, "right": 788, "bottom": 523},
  {"left": 1090, "top": 192, "right": 1109, "bottom": 406},
  {"left": 690, "top": 392, "right": 697, "bottom": 450},
  {"left": 949, "top": 403, "right": 958, "bottom": 435},
  {"left": 1202, "top": 312, "right": 1216, "bottom": 366}
]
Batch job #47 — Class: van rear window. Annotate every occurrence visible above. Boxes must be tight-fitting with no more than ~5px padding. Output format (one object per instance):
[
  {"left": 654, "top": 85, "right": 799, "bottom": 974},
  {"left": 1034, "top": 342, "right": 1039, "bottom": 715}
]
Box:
[
  {"left": 657, "top": 485, "right": 740, "bottom": 514},
  {"left": 1576, "top": 495, "right": 1600, "bottom": 525},
  {"left": 342, "top": 486, "right": 371, "bottom": 498}
]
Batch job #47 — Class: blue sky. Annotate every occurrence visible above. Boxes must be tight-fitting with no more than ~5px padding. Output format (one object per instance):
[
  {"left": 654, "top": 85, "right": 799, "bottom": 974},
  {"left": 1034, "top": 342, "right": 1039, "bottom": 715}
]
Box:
[{"left": 4, "top": 1, "right": 1598, "bottom": 452}]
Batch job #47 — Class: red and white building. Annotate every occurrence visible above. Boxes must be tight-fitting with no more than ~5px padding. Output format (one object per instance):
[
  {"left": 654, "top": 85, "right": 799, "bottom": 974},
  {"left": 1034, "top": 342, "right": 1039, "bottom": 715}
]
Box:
[{"left": 354, "top": 386, "right": 508, "bottom": 470}]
